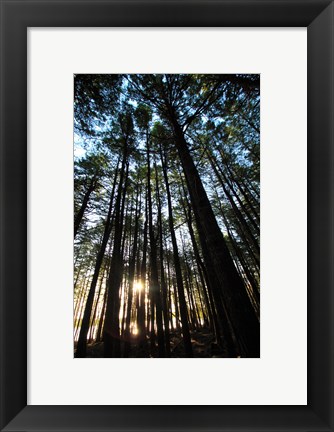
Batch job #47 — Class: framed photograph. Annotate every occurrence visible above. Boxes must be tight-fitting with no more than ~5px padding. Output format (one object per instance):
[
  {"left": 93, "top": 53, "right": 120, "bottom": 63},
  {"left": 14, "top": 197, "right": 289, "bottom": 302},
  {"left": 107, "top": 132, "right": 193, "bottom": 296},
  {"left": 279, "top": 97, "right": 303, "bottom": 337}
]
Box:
[{"left": 1, "top": 1, "right": 333, "bottom": 431}]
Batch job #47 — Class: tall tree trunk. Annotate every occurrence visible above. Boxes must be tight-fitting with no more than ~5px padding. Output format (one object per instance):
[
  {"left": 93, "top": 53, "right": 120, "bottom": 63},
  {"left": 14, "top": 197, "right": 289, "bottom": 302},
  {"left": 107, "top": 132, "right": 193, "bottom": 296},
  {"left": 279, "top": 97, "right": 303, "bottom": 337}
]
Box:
[
  {"left": 213, "top": 182, "right": 260, "bottom": 272},
  {"left": 137, "top": 196, "right": 148, "bottom": 356},
  {"left": 88, "top": 267, "right": 106, "bottom": 341},
  {"left": 225, "top": 164, "right": 260, "bottom": 224},
  {"left": 220, "top": 207, "right": 260, "bottom": 309},
  {"left": 120, "top": 198, "right": 131, "bottom": 342},
  {"left": 169, "top": 115, "right": 259, "bottom": 357},
  {"left": 208, "top": 152, "right": 260, "bottom": 258},
  {"left": 74, "top": 176, "right": 97, "bottom": 238},
  {"left": 124, "top": 186, "right": 140, "bottom": 357},
  {"left": 182, "top": 201, "right": 217, "bottom": 335},
  {"left": 165, "top": 247, "right": 174, "bottom": 331},
  {"left": 154, "top": 160, "right": 171, "bottom": 356},
  {"left": 146, "top": 138, "right": 165, "bottom": 357},
  {"left": 210, "top": 152, "right": 259, "bottom": 236},
  {"left": 96, "top": 286, "right": 107, "bottom": 343},
  {"left": 178, "top": 167, "right": 237, "bottom": 354},
  {"left": 161, "top": 147, "right": 193, "bottom": 357},
  {"left": 103, "top": 146, "right": 129, "bottom": 357},
  {"left": 75, "top": 161, "right": 119, "bottom": 357}
]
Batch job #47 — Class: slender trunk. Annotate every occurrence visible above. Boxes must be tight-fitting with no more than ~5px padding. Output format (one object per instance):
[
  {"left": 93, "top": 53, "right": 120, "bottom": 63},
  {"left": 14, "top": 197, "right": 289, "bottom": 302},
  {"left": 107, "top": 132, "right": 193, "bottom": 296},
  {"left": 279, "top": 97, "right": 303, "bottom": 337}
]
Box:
[
  {"left": 220, "top": 165, "right": 259, "bottom": 236},
  {"left": 213, "top": 183, "right": 260, "bottom": 272},
  {"left": 244, "top": 177, "right": 260, "bottom": 201},
  {"left": 170, "top": 116, "right": 259, "bottom": 357},
  {"left": 75, "top": 161, "right": 119, "bottom": 357},
  {"left": 96, "top": 287, "right": 107, "bottom": 343},
  {"left": 74, "top": 276, "right": 86, "bottom": 318},
  {"left": 183, "top": 203, "right": 217, "bottom": 335},
  {"left": 124, "top": 186, "right": 140, "bottom": 357},
  {"left": 137, "top": 196, "right": 148, "bottom": 356},
  {"left": 179, "top": 170, "right": 236, "bottom": 354},
  {"left": 208, "top": 152, "right": 260, "bottom": 258},
  {"left": 147, "top": 137, "right": 165, "bottom": 357},
  {"left": 173, "top": 279, "right": 181, "bottom": 332},
  {"left": 154, "top": 160, "right": 171, "bottom": 356},
  {"left": 74, "top": 176, "right": 97, "bottom": 238},
  {"left": 120, "top": 199, "right": 131, "bottom": 342},
  {"left": 74, "top": 279, "right": 87, "bottom": 339},
  {"left": 95, "top": 243, "right": 113, "bottom": 343},
  {"left": 74, "top": 258, "right": 84, "bottom": 290},
  {"left": 220, "top": 209, "right": 260, "bottom": 309},
  {"left": 194, "top": 274, "right": 208, "bottom": 326},
  {"left": 88, "top": 267, "right": 106, "bottom": 341},
  {"left": 179, "top": 232, "right": 200, "bottom": 329},
  {"left": 161, "top": 147, "right": 193, "bottom": 357},
  {"left": 226, "top": 164, "right": 260, "bottom": 224},
  {"left": 103, "top": 146, "right": 129, "bottom": 357},
  {"left": 74, "top": 270, "right": 91, "bottom": 341}
]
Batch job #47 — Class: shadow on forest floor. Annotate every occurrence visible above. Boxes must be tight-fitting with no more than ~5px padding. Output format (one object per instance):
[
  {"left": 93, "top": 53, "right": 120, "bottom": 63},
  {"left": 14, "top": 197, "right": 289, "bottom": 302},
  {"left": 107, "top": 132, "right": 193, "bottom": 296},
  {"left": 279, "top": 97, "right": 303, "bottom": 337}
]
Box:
[{"left": 83, "top": 327, "right": 231, "bottom": 358}]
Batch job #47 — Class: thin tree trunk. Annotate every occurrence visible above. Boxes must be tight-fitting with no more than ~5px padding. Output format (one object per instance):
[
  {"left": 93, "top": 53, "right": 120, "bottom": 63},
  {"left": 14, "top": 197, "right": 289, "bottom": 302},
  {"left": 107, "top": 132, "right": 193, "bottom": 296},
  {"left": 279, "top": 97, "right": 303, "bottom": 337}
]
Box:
[
  {"left": 137, "top": 196, "right": 148, "bottom": 356},
  {"left": 103, "top": 145, "right": 129, "bottom": 357},
  {"left": 74, "top": 176, "right": 97, "bottom": 238},
  {"left": 147, "top": 137, "right": 165, "bottom": 357},
  {"left": 154, "top": 160, "right": 171, "bottom": 356},
  {"left": 208, "top": 151, "right": 260, "bottom": 258},
  {"left": 96, "top": 287, "right": 107, "bottom": 343},
  {"left": 182, "top": 202, "right": 216, "bottom": 334},
  {"left": 124, "top": 186, "right": 140, "bottom": 357},
  {"left": 88, "top": 267, "right": 106, "bottom": 341},
  {"left": 161, "top": 147, "right": 193, "bottom": 357},
  {"left": 75, "top": 161, "right": 119, "bottom": 357},
  {"left": 226, "top": 164, "right": 260, "bottom": 224},
  {"left": 169, "top": 116, "right": 259, "bottom": 357}
]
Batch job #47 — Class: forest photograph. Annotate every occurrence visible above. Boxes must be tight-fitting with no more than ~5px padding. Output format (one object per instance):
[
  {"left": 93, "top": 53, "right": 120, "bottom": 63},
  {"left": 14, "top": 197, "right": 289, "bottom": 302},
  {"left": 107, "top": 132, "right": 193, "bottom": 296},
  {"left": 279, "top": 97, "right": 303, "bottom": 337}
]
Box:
[{"left": 74, "top": 74, "right": 260, "bottom": 358}]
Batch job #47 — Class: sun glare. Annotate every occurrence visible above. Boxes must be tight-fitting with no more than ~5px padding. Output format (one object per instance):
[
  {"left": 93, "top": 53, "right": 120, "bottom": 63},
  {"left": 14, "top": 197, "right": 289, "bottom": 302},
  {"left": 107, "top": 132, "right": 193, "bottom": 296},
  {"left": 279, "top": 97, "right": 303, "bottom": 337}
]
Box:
[{"left": 133, "top": 281, "right": 143, "bottom": 292}]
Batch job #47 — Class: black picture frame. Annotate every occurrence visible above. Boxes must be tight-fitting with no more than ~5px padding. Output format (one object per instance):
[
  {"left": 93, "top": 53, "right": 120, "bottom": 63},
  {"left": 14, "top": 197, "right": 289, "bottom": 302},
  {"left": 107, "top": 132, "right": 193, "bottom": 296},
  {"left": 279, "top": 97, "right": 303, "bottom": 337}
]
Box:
[{"left": 1, "top": 1, "right": 333, "bottom": 431}]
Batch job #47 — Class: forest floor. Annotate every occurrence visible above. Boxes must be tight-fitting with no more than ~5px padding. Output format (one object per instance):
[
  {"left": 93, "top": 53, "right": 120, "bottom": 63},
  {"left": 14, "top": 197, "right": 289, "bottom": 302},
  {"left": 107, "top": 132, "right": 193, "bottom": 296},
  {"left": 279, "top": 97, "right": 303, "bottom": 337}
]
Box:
[{"left": 84, "top": 327, "right": 230, "bottom": 358}]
